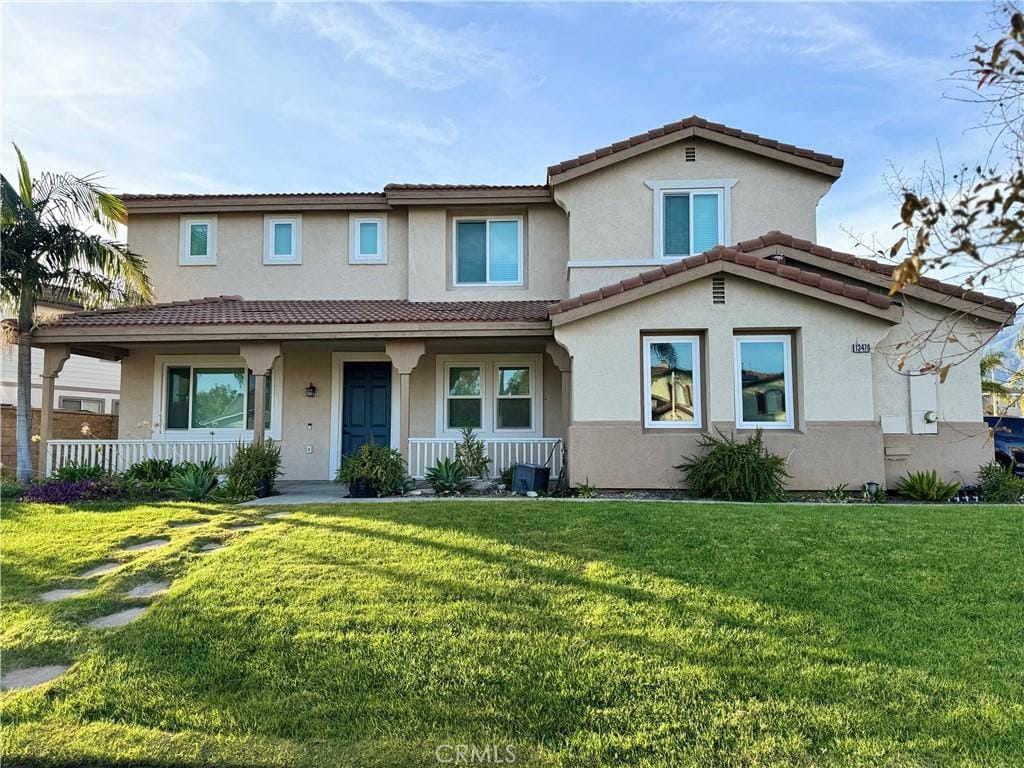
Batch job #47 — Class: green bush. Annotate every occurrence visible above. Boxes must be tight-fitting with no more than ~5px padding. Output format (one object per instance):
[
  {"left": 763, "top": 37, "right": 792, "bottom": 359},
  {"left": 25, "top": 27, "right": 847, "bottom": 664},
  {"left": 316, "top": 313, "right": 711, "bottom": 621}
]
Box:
[
  {"left": 119, "top": 478, "right": 175, "bottom": 502},
  {"left": 335, "top": 441, "right": 408, "bottom": 497},
  {"left": 123, "top": 458, "right": 178, "bottom": 482},
  {"left": 1, "top": 480, "right": 25, "bottom": 500},
  {"left": 499, "top": 465, "right": 515, "bottom": 488},
  {"left": 52, "top": 461, "right": 107, "bottom": 482},
  {"left": 170, "top": 463, "right": 219, "bottom": 501},
  {"left": 677, "top": 429, "right": 789, "bottom": 502},
  {"left": 574, "top": 478, "right": 598, "bottom": 499},
  {"left": 455, "top": 428, "right": 491, "bottom": 478},
  {"left": 897, "top": 470, "right": 961, "bottom": 501},
  {"left": 822, "top": 483, "right": 850, "bottom": 503},
  {"left": 225, "top": 441, "right": 283, "bottom": 498},
  {"left": 977, "top": 462, "right": 1024, "bottom": 503},
  {"left": 425, "top": 456, "right": 470, "bottom": 495}
]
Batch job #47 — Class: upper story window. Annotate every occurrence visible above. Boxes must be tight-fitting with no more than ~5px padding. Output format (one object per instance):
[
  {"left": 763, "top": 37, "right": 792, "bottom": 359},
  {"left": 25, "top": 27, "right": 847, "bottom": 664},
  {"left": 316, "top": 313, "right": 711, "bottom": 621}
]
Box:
[
  {"left": 642, "top": 335, "right": 702, "bottom": 429},
  {"left": 734, "top": 334, "right": 795, "bottom": 429},
  {"left": 349, "top": 216, "right": 387, "bottom": 264},
  {"left": 646, "top": 179, "right": 736, "bottom": 260},
  {"left": 264, "top": 215, "right": 301, "bottom": 265},
  {"left": 179, "top": 216, "right": 217, "bottom": 265},
  {"left": 454, "top": 217, "right": 522, "bottom": 286}
]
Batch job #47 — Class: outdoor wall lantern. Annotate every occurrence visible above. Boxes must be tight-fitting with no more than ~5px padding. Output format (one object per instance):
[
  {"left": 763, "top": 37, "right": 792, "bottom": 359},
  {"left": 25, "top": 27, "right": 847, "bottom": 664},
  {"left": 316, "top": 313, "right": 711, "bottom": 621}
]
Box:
[{"left": 305, "top": 383, "right": 317, "bottom": 398}]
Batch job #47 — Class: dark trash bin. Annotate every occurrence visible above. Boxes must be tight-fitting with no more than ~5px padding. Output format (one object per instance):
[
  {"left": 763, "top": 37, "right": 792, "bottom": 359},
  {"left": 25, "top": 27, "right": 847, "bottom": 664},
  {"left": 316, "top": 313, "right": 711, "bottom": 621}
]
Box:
[{"left": 511, "top": 463, "right": 550, "bottom": 494}]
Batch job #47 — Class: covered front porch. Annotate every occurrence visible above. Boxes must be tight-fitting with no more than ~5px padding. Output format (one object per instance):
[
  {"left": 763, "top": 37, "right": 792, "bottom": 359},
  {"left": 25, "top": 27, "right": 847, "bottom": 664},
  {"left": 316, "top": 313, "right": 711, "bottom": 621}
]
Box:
[{"left": 36, "top": 327, "right": 571, "bottom": 482}]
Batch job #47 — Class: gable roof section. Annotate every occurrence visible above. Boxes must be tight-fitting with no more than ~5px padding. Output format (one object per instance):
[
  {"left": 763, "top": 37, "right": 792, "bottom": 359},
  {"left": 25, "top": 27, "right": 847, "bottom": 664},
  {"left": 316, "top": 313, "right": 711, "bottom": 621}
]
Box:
[
  {"left": 549, "top": 247, "right": 901, "bottom": 326},
  {"left": 547, "top": 116, "right": 844, "bottom": 185},
  {"left": 744, "top": 232, "right": 1017, "bottom": 320}
]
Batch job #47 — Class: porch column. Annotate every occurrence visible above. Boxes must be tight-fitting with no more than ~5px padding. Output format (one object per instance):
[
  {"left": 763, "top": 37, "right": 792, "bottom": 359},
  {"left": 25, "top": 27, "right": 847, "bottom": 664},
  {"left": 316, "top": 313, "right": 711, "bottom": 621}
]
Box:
[
  {"left": 39, "top": 344, "right": 71, "bottom": 477},
  {"left": 546, "top": 341, "right": 572, "bottom": 482},
  {"left": 240, "top": 342, "right": 281, "bottom": 445},
  {"left": 385, "top": 340, "right": 426, "bottom": 464}
]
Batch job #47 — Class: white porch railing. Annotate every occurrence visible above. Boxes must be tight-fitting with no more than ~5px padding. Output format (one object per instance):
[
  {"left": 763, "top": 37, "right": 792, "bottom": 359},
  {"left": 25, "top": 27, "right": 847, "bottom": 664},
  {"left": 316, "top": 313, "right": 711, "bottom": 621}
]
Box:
[
  {"left": 45, "top": 439, "right": 251, "bottom": 477},
  {"left": 408, "top": 437, "right": 563, "bottom": 479}
]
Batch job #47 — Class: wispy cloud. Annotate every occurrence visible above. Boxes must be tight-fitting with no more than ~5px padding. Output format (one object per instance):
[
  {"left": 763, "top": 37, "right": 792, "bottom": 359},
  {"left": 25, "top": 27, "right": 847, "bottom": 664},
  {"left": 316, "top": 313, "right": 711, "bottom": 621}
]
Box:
[
  {"left": 281, "top": 100, "right": 460, "bottom": 146},
  {"left": 273, "top": 3, "right": 544, "bottom": 93}
]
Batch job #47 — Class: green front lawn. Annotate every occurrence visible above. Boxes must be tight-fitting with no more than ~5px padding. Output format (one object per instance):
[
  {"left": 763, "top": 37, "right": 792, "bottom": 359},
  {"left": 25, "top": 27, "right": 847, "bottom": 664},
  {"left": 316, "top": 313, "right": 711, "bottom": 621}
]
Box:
[{"left": 2, "top": 500, "right": 1022, "bottom": 767}]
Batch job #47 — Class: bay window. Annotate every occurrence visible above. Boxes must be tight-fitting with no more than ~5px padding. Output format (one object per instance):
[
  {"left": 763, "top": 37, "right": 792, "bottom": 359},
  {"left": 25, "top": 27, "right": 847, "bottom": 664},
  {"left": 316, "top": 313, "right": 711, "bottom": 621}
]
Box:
[{"left": 734, "top": 335, "right": 795, "bottom": 429}]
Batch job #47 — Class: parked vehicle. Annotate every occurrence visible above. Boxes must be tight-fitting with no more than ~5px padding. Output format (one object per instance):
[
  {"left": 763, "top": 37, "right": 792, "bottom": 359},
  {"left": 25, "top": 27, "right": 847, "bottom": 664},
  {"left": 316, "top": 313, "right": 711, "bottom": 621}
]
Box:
[{"left": 985, "top": 416, "right": 1024, "bottom": 476}]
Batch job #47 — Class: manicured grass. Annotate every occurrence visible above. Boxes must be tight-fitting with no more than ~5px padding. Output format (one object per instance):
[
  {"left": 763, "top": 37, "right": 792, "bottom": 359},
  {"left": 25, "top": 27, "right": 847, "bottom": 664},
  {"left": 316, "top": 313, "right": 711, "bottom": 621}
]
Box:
[{"left": 1, "top": 500, "right": 1022, "bottom": 767}]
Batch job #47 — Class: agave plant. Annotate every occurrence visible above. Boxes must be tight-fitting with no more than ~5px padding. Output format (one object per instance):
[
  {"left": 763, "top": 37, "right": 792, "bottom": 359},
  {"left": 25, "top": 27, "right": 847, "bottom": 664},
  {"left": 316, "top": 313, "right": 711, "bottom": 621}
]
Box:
[{"left": 425, "top": 457, "right": 470, "bottom": 495}]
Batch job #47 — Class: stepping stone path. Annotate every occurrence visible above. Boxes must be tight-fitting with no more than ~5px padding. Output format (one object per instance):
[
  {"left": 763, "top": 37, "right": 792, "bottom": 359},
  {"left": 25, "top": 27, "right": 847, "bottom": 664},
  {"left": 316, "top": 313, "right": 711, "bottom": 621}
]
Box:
[
  {"left": 1, "top": 664, "right": 68, "bottom": 691},
  {"left": 122, "top": 538, "right": 170, "bottom": 552},
  {"left": 264, "top": 511, "right": 290, "bottom": 519},
  {"left": 228, "top": 524, "right": 262, "bottom": 532},
  {"left": 126, "top": 581, "right": 170, "bottom": 599},
  {"left": 88, "top": 607, "right": 147, "bottom": 629},
  {"left": 39, "top": 588, "right": 90, "bottom": 603},
  {"left": 78, "top": 562, "right": 121, "bottom": 578},
  {"left": 199, "top": 542, "right": 225, "bottom": 553},
  {"left": 170, "top": 521, "right": 206, "bottom": 529}
]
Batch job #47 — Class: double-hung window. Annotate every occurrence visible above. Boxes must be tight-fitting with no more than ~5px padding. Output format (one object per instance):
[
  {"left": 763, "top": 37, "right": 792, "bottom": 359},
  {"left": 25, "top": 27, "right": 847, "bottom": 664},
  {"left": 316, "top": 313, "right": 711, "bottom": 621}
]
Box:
[
  {"left": 349, "top": 217, "right": 387, "bottom": 264},
  {"left": 179, "top": 216, "right": 217, "bottom": 265},
  {"left": 642, "top": 335, "right": 702, "bottom": 429},
  {"left": 734, "top": 335, "right": 795, "bottom": 429},
  {"left": 163, "top": 365, "right": 272, "bottom": 432},
  {"left": 439, "top": 356, "right": 541, "bottom": 435},
  {"left": 264, "top": 216, "right": 301, "bottom": 265},
  {"left": 647, "top": 179, "right": 734, "bottom": 260},
  {"left": 454, "top": 217, "right": 522, "bottom": 285}
]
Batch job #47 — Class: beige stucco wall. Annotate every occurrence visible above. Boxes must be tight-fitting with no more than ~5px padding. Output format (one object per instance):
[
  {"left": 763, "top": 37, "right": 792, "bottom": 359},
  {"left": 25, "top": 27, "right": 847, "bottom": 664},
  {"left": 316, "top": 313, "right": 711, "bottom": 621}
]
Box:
[
  {"left": 405, "top": 205, "right": 568, "bottom": 302},
  {"left": 115, "top": 338, "right": 565, "bottom": 481},
  {"left": 555, "top": 139, "right": 833, "bottom": 267},
  {"left": 555, "top": 274, "right": 891, "bottom": 426},
  {"left": 129, "top": 210, "right": 409, "bottom": 302}
]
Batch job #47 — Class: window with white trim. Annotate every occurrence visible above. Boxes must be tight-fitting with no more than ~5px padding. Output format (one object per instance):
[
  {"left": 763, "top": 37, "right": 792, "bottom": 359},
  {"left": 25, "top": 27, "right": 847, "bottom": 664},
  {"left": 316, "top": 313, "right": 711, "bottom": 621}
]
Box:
[
  {"left": 646, "top": 179, "right": 735, "bottom": 260},
  {"left": 642, "top": 335, "right": 702, "bottom": 428},
  {"left": 454, "top": 217, "right": 522, "bottom": 285},
  {"left": 179, "top": 216, "right": 217, "bottom": 265},
  {"left": 734, "top": 335, "right": 795, "bottom": 429},
  {"left": 163, "top": 365, "right": 272, "bottom": 432},
  {"left": 263, "top": 216, "right": 301, "bottom": 264},
  {"left": 438, "top": 356, "right": 542, "bottom": 436},
  {"left": 349, "top": 216, "right": 387, "bottom": 264}
]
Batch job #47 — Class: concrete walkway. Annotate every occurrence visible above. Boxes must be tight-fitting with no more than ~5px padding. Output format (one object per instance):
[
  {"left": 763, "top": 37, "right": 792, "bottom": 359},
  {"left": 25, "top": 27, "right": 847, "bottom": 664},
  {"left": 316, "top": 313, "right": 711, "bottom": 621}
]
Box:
[{"left": 241, "top": 481, "right": 352, "bottom": 506}]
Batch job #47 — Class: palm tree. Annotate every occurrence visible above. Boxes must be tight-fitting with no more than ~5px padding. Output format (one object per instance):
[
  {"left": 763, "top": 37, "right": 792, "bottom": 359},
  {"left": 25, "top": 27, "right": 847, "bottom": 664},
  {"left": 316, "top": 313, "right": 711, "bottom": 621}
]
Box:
[
  {"left": 980, "top": 351, "right": 1008, "bottom": 396},
  {"left": 1, "top": 145, "right": 153, "bottom": 481}
]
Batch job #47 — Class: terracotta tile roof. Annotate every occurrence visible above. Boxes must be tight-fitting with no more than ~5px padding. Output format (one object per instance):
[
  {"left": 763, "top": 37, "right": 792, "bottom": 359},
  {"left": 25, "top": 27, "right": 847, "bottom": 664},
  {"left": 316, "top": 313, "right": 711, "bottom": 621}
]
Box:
[
  {"left": 745, "top": 231, "right": 1017, "bottom": 314},
  {"left": 383, "top": 184, "right": 548, "bottom": 192},
  {"left": 121, "top": 192, "right": 385, "bottom": 201},
  {"left": 547, "top": 115, "right": 844, "bottom": 178},
  {"left": 53, "top": 297, "right": 554, "bottom": 327},
  {"left": 548, "top": 246, "right": 896, "bottom": 318}
]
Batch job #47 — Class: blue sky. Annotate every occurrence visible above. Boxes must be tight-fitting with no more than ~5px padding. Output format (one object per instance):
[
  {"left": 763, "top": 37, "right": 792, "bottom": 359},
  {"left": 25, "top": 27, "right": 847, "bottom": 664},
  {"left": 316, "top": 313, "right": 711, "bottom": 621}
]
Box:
[{"left": 1, "top": 1, "right": 1004, "bottom": 253}]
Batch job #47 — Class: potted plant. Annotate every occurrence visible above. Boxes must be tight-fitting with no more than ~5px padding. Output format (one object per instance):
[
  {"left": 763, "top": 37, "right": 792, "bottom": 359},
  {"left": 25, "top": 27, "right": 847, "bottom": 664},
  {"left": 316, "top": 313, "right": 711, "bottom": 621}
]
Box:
[{"left": 335, "top": 440, "right": 409, "bottom": 498}]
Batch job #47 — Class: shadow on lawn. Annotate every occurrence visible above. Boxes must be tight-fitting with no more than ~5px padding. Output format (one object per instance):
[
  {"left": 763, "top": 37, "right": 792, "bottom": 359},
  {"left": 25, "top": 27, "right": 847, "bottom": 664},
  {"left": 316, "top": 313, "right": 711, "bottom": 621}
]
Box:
[{"left": 19, "top": 503, "right": 1022, "bottom": 765}]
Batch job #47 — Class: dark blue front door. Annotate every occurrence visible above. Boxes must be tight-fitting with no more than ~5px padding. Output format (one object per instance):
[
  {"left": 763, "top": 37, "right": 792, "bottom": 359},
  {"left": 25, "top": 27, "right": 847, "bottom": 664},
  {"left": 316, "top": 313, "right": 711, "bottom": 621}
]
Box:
[{"left": 342, "top": 362, "right": 391, "bottom": 455}]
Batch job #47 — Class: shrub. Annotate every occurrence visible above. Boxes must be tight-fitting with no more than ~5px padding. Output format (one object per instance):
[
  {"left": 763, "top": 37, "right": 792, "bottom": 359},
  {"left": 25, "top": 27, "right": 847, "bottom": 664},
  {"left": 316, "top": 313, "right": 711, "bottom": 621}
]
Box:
[
  {"left": 425, "top": 456, "right": 470, "bottom": 495},
  {"left": 335, "top": 440, "right": 408, "bottom": 497},
  {"left": 23, "top": 477, "right": 124, "bottom": 504},
  {"left": 977, "top": 462, "right": 1024, "bottom": 503},
  {"left": 119, "top": 479, "right": 176, "bottom": 502},
  {"left": 861, "top": 483, "right": 887, "bottom": 503},
  {"left": 225, "top": 441, "right": 283, "bottom": 498},
  {"left": 499, "top": 465, "right": 515, "bottom": 488},
  {"left": 574, "top": 478, "right": 598, "bottom": 499},
  {"left": 676, "top": 429, "right": 789, "bottom": 502},
  {"left": 52, "top": 461, "right": 107, "bottom": 482},
  {"left": 822, "top": 483, "right": 850, "bottom": 503},
  {"left": 455, "top": 428, "right": 491, "bottom": 478},
  {"left": 170, "top": 464, "right": 219, "bottom": 501},
  {"left": 123, "top": 458, "right": 178, "bottom": 482},
  {"left": 897, "top": 470, "right": 961, "bottom": 501},
  {"left": 1, "top": 480, "right": 25, "bottom": 501}
]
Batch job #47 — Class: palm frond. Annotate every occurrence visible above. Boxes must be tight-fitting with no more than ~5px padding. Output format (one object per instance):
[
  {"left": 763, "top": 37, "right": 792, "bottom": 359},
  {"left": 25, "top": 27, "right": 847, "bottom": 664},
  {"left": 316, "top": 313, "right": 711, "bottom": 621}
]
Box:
[{"left": 12, "top": 143, "right": 33, "bottom": 209}]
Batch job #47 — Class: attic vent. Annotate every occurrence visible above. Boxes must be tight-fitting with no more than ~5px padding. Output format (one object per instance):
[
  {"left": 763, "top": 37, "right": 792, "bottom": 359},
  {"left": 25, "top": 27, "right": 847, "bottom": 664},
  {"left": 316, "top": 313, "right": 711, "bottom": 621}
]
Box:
[
  {"left": 712, "top": 275, "right": 726, "bottom": 304},
  {"left": 684, "top": 146, "right": 696, "bottom": 162}
]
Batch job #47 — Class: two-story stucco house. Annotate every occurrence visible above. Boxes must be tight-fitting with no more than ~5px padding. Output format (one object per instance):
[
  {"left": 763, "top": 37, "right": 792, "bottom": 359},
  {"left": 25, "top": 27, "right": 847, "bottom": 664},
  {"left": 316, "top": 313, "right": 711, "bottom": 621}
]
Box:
[{"left": 31, "top": 116, "right": 1017, "bottom": 489}]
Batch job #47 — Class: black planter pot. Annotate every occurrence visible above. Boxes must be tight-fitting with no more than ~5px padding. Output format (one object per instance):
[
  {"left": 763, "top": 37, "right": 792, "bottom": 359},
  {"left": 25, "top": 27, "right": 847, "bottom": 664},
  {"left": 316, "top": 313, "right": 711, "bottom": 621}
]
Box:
[
  {"left": 255, "top": 478, "right": 272, "bottom": 498},
  {"left": 347, "top": 480, "right": 378, "bottom": 498}
]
